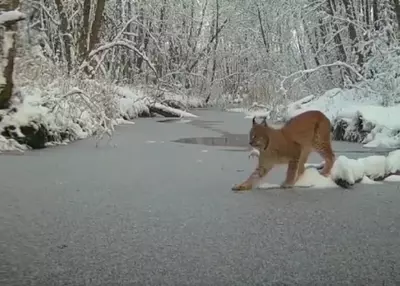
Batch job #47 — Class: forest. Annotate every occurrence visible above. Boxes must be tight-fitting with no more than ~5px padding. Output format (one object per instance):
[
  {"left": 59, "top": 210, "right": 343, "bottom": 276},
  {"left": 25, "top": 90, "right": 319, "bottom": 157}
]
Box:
[{"left": 0, "top": 0, "right": 399, "bottom": 149}]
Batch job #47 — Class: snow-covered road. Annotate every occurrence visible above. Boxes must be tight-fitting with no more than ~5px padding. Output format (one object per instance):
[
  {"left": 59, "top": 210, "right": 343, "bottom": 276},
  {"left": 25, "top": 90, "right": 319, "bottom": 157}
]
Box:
[{"left": 1, "top": 109, "right": 400, "bottom": 285}]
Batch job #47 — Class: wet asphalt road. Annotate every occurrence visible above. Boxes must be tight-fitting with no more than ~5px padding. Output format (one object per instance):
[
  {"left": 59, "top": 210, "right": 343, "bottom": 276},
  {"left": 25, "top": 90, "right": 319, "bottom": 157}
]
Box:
[{"left": 1, "top": 109, "right": 400, "bottom": 285}]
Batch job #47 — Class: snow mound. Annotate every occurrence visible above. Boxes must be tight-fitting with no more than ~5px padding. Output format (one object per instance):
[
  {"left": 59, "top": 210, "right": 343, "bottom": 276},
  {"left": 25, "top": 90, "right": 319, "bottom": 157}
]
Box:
[
  {"left": 257, "top": 167, "right": 337, "bottom": 189},
  {"left": 116, "top": 86, "right": 151, "bottom": 119},
  {"left": 331, "top": 156, "right": 368, "bottom": 187},
  {"left": 256, "top": 151, "right": 400, "bottom": 190},
  {"left": 331, "top": 153, "right": 400, "bottom": 188},
  {"left": 295, "top": 167, "right": 337, "bottom": 188},
  {"left": 384, "top": 175, "right": 400, "bottom": 182},
  {"left": 385, "top": 150, "right": 400, "bottom": 174}
]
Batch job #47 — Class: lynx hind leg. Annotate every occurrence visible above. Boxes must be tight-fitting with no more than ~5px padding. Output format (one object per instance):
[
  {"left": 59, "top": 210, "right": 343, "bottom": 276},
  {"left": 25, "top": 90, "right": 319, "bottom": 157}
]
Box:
[
  {"left": 281, "top": 160, "right": 299, "bottom": 188},
  {"left": 313, "top": 135, "right": 335, "bottom": 177},
  {"left": 297, "top": 148, "right": 311, "bottom": 180}
]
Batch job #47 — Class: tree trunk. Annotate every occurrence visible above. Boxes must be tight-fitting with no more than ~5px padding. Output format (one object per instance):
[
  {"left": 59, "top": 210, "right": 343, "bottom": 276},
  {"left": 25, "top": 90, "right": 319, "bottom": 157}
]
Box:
[
  {"left": 393, "top": 0, "right": 400, "bottom": 31},
  {"left": 206, "top": 0, "right": 220, "bottom": 103},
  {"left": 54, "top": 0, "right": 73, "bottom": 72},
  {"left": 373, "top": 0, "right": 379, "bottom": 30},
  {"left": 89, "top": 0, "right": 106, "bottom": 52},
  {"left": 256, "top": 2, "right": 269, "bottom": 54},
  {"left": 341, "top": 0, "right": 364, "bottom": 69},
  {"left": 78, "top": 0, "right": 91, "bottom": 60},
  {"left": 0, "top": 0, "right": 24, "bottom": 109}
]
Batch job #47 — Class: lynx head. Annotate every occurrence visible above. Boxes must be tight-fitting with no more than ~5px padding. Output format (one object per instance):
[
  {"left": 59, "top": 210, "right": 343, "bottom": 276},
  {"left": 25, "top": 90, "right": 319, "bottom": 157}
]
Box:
[{"left": 249, "top": 116, "right": 269, "bottom": 150}]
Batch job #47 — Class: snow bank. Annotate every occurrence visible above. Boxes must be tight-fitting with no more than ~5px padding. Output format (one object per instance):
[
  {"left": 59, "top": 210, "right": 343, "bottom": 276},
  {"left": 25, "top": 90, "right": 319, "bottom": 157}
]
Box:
[
  {"left": 257, "top": 150, "right": 400, "bottom": 189},
  {"left": 0, "top": 83, "right": 199, "bottom": 152},
  {"left": 330, "top": 152, "right": 400, "bottom": 188},
  {"left": 285, "top": 88, "right": 400, "bottom": 148}
]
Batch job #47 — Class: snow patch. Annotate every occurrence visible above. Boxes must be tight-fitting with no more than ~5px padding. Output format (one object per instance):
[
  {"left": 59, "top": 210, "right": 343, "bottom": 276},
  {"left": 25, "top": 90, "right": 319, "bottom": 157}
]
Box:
[
  {"left": 295, "top": 167, "right": 337, "bottom": 188},
  {"left": 116, "top": 86, "right": 150, "bottom": 119},
  {"left": 357, "top": 155, "right": 387, "bottom": 180},
  {"left": 384, "top": 175, "right": 400, "bottom": 182},
  {"left": 331, "top": 156, "right": 372, "bottom": 186},
  {"left": 257, "top": 167, "right": 336, "bottom": 189},
  {"left": 0, "top": 10, "right": 26, "bottom": 25},
  {"left": 385, "top": 150, "right": 400, "bottom": 174}
]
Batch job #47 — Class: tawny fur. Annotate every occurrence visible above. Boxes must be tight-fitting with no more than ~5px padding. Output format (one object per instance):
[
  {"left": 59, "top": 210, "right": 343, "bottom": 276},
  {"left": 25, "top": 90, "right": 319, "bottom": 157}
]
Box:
[{"left": 232, "top": 110, "right": 335, "bottom": 191}]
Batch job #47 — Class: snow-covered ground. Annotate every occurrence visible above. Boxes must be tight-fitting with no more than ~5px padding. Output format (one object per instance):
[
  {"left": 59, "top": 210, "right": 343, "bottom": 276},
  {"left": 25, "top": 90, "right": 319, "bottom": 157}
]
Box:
[
  {"left": 228, "top": 87, "right": 400, "bottom": 149},
  {"left": 257, "top": 150, "right": 400, "bottom": 189}
]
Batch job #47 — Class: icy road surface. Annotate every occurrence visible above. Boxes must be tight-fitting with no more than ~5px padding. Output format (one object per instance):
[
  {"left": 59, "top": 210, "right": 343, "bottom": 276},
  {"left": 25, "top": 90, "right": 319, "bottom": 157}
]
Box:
[{"left": 1, "top": 109, "right": 400, "bottom": 285}]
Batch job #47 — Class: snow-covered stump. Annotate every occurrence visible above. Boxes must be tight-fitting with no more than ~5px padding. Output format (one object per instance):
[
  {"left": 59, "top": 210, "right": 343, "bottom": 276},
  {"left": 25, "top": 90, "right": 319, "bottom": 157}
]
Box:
[
  {"left": 0, "top": 10, "right": 26, "bottom": 109},
  {"left": 332, "top": 118, "right": 349, "bottom": 141},
  {"left": 1, "top": 122, "right": 49, "bottom": 149},
  {"left": 332, "top": 112, "right": 370, "bottom": 143}
]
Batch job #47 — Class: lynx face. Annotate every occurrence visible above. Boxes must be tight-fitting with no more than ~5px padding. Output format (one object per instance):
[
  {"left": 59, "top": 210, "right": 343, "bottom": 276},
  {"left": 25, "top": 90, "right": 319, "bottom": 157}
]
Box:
[{"left": 249, "top": 117, "right": 269, "bottom": 150}]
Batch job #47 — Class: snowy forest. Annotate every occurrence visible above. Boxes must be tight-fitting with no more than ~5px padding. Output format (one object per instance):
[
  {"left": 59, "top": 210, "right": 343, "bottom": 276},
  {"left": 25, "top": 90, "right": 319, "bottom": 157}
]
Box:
[{"left": 0, "top": 0, "right": 400, "bottom": 150}]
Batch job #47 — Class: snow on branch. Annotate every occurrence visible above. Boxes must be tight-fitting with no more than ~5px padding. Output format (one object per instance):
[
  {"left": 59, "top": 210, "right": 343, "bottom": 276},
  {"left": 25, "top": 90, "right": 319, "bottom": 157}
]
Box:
[
  {"left": 278, "top": 61, "right": 366, "bottom": 97},
  {"left": 80, "top": 40, "right": 158, "bottom": 77},
  {"left": 0, "top": 10, "right": 26, "bottom": 25}
]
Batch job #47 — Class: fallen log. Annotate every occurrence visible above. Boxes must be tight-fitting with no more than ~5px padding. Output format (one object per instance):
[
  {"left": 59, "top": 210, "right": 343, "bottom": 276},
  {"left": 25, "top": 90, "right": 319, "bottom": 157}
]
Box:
[{"left": 148, "top": 102, "right": 197, "bottom": 118}]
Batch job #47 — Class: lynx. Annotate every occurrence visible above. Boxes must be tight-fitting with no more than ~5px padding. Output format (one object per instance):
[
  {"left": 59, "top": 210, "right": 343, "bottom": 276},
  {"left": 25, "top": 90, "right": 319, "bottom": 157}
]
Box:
[{"left": 232, "top": 110, "right": 335, "bottom": 191}]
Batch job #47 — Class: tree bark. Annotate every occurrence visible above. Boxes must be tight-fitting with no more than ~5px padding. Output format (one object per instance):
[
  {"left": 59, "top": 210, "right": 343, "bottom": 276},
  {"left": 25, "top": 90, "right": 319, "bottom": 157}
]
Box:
[
  {"left": 78, "top": 0, "right": 91, "bottom": 60},
  {"left": 54, "top": 0, "right": 73, "bottom": 71},
  {"left": 0, "top": 0, "right": 24, "bottom": 109},
  {"left": 393, "top": 0, "right": 400, "bottom": 31},
  {"left": 89, "top": 0, "right": 106, "bottom": 52}
]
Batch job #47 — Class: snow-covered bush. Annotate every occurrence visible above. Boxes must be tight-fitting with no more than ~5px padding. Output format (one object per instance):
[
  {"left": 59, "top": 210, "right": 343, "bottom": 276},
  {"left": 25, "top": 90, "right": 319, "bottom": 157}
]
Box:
[
  {"left": 280, "top": 84, "right": 400, "bottom": 148},
  {"left": 0, "top": 44, "right": 200, "bottom": 152}
]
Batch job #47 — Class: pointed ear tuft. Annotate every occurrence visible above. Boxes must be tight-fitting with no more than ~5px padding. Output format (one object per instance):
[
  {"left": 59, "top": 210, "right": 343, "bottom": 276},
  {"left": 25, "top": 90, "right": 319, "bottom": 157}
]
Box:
[
  {"left": 252, "top": 117, "right": 256, "bottom": 125},
  {"left": 261, "top": 117, "right": 268, "bottom": 126}
]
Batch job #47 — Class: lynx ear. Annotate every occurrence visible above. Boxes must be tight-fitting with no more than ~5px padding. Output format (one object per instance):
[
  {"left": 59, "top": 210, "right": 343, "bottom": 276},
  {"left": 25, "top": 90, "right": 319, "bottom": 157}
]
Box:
[
  {"left": 261, "top": 117, "right": 268, "bottom": 126},
  {"left": 252, "top": 117, "right": 257, "bottom": 125}
]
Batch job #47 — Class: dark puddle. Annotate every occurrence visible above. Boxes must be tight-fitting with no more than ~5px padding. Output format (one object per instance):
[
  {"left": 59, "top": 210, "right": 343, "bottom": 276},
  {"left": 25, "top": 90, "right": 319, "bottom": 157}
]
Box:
[
  {"left": 173, "top": 134, "right": 248, "bottom": 149},
  {"left": 157, "top": 118, "right": 223, "bottom": 124},
  {"left": 173, "top": 135, "right": 395, "bottom": 155},
  {"left": 157, "top": 118, "right": 184, "bottom": 123}
]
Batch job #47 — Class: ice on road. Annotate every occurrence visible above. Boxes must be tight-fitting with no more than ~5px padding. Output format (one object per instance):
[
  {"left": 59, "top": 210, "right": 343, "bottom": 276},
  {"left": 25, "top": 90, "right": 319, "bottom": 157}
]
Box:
[{"left": 1, "top": 110, "right": 400, "bottom": 285}]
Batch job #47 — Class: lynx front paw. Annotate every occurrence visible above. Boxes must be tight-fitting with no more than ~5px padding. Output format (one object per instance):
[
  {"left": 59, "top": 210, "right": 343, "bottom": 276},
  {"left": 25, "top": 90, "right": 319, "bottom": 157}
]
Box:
[
  {"left": 280, "top": 182, "right": 294, "bottom": 189},
  {"left": 319, "top": 170, "right": 331, "bottom": 177},
  {"left": 248, "top": 149, "right": 260, "bottom": 159},
  {"left": 232, "top": 183, "right": 253, "bottom": 191}
]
